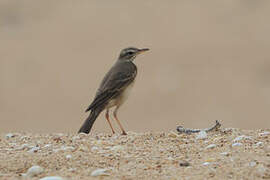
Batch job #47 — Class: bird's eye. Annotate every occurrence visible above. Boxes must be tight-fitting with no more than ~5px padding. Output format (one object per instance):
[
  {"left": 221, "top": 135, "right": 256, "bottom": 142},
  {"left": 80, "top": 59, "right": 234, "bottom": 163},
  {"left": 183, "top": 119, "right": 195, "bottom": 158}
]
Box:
[{"left": 127, "top": 51, "right": 134, "bottom": 55}]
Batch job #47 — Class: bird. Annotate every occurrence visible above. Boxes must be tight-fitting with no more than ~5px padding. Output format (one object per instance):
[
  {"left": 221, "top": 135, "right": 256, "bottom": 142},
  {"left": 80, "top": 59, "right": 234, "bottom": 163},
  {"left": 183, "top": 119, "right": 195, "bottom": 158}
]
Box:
[{"left": 78, "top": 47, "right": 149, "bottom": 135}]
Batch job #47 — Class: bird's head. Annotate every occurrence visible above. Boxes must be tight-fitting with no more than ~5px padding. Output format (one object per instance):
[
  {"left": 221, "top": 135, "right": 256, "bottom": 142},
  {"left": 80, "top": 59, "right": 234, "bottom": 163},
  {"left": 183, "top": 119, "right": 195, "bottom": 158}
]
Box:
[{"left": 118, "top": 47, "right": 149, "bottom": 61}]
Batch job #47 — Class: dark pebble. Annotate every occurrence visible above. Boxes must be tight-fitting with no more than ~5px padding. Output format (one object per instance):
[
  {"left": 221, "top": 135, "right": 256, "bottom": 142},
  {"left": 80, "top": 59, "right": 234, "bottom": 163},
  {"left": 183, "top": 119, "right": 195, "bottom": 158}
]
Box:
[{"left": 179, "top": 160, "right": 190, "bottom": 167}]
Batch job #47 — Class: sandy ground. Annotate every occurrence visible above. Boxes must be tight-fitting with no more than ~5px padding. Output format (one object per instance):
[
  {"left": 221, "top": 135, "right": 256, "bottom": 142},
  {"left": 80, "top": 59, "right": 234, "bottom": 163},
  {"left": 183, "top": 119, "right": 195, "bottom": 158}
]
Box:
[{"left": 0, "top": 128, "right": 269, "bottom": 180}]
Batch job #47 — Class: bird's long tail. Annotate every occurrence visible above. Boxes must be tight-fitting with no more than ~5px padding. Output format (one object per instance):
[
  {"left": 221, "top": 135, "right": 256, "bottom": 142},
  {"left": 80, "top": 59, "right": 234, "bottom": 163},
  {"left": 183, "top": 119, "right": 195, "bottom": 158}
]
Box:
[{"left": 78, "top": 108, "right": 103, "bottom": 134}]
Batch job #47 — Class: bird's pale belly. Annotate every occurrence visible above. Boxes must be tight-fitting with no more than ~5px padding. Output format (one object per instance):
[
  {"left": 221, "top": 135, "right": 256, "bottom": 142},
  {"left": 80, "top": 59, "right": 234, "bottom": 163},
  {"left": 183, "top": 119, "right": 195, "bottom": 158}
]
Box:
[{"left": 106, "top": 82, "right": 134, "bottom": 109}]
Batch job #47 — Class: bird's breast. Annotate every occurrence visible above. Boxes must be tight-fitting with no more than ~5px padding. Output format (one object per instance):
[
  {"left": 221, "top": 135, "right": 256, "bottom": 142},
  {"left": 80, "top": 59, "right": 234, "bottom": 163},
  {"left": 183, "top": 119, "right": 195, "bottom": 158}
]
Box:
[
  {"left": 106, "top": 81, "right": 135, "bottom": 109},
  {"left": 119, "top": 81, "right": 135, "bottom": 104}
]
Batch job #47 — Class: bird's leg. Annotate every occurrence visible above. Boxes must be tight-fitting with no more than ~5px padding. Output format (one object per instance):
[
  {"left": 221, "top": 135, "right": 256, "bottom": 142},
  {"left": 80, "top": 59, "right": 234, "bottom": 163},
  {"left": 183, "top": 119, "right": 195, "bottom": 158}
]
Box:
[
  {"left": 113, "top": 106, "right": 127, "bottom": 135},
  {"left": 105, "top": 109, "right": 115, "bottom": 134}
]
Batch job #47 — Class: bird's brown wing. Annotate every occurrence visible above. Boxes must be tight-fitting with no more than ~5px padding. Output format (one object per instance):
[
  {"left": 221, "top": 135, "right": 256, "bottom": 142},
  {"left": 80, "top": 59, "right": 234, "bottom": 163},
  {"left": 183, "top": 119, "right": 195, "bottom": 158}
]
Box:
[{"left": 85, "top": 61, "right": 137, "bottom": 112}]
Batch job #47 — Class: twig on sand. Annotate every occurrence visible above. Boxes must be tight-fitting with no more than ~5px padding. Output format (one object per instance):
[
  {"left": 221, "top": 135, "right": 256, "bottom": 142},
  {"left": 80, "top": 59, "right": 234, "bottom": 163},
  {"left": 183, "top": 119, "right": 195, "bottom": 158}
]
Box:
[{"left": 176, "top": 120, "right": 221, "bottom": 134}]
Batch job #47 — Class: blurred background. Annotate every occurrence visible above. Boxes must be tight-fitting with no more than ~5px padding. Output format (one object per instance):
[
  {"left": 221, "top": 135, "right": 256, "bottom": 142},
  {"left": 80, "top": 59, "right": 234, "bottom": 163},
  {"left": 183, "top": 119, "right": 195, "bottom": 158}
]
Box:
[{"left": 1, "top": 0, "right": 270, "bottom": 133}]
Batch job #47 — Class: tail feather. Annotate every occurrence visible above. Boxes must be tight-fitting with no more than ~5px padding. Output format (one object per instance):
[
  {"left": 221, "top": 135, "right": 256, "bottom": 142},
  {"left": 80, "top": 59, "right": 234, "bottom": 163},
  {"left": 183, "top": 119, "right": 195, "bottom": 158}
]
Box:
[{"left": 78, "top": 108, "right": 102, "bottom": 134}]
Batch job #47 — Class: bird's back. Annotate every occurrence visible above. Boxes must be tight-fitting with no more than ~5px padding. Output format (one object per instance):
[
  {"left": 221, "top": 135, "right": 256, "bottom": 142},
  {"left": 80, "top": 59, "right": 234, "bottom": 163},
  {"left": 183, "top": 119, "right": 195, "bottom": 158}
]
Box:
[
  {"left": 97, "top": 60, "right": 137, "bottom": 95},
  {"left": 86, "top": 60, "right": 137, "bottom": 112}
]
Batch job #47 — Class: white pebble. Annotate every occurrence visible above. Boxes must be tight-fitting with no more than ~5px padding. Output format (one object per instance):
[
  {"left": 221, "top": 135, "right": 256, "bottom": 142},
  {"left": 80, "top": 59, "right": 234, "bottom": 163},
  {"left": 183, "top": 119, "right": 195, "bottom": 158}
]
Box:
[
  {"left": 91, "top": 168, "right": 109, "bottom": 176},
  {"left": 61, "top": 146, "right": 75, "bottom": 151},
  {"left": 203, "top": 162, "right": 210, "bottom": 166},
  {"left": 66, "top": 154, "right": 72, "bottom": 159},
  {"left": 205, "top": 144, "right": 216, "bottom": 149},
  {"left": 196, "top": 131, "right": 207, "bottom": 140},
  {"left": 5, "top": 133, "right": 15, "bottom": 139},
  {"left": 40, "top": 176, "right": 64, "bottom": 180},
  {"left": 91, "top": 146, "right": 99, "bottom": 151},
  {"left": 68, "top": 168, "right": 76, "bottom": 172},
  {"left": 259, "top": 131, "right": 270, "bottom": 136},
  {"left": 26, "top": 165, "right": 44, "bottom": 177},
  {"left": 233, "top": 135, "right": 252, "bottom": 142},
  {"left": 254, "top": 142, "right": 263, "bottom": 147},
  {"left": 44, "top": 144, "right": 52, "bottom": 148},
  {"left": 232, "top": 142, "right": 242, "bottom": 147},
  {"left": 249, "top": 161, "right": 257, "bottom": 167}
]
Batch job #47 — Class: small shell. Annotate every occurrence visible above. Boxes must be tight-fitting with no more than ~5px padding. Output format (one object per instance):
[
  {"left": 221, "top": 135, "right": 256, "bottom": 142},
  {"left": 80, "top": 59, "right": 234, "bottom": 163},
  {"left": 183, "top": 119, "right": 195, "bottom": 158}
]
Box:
[
  {"left": 205, "top": 144, "right": 216, "bottom": 149},
  {"left": 40, "top": 176, "right": 64, "bottom": 180},
  {"left": 66, "top": 154, "right": 72, "bottom": 159},
  {"left": 232, "top": 142, "right": 243, "bottom": 147},
  {"left": 26, "top": 165, "right": 44, "bottom": 177},
  {"left": 91, "top": 168, "right": 110, "bottom": 176}
]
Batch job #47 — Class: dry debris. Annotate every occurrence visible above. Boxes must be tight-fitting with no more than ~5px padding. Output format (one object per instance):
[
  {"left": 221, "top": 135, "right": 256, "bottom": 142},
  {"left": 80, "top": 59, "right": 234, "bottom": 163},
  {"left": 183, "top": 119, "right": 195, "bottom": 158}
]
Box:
[{"left": 177, "top": 120, "right": 221, "bottom": 134}]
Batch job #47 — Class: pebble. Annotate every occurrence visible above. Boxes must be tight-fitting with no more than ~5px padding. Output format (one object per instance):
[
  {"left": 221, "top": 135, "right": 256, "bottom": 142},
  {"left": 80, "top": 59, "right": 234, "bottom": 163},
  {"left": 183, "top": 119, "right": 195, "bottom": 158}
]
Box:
[
  {"left": 44, "top": 144, "right": 52, "bottom": 148},
  {"left": 91, "top": 146, "right": 99, "bottom": 152},
  {"left": 5, "top": 133, "right": 15, "bottom": 139},
  {"left": 205, "top": 144, "right": 216, "bottom": 149},
  {"left": 40, "top": 176, "right": 64, "bottom": 180},
  {"left": 249, "top": 161, "right": 257, "bottom": 167},
  {"left": 196, "top": 131, "right": 207, "bottom": 140},
  {"left": 203, "top": 162, "right": 210, "bottom": 166},
  {"left": 91, "top": 168, "right": 110, "bottom": 176},
  {"left": 179, "top": 160, "right": 190, "bottom": 167},
  {"left": 254, "top": 142, "right": 263, "bottom": 147},
  {"left": 26, "top": 165, "right": 44, "bottom": 177},
  {"left": 61, "top": 146, "right": 75, "bottom": 151},
  {"left": 233, "top": 135, "right": 252, "bottom": 142},
  {"left": 28, "top": 146, "right": 40, "bottom": 153},
  {"left": 66, "top": 154, "right": 72, "bottom": 159},
  {"left": 259, "top": 131, "right": 270, "bottom": 136},
  {"left": 232, "top": 143, "right": 243, "bottom": 147}
]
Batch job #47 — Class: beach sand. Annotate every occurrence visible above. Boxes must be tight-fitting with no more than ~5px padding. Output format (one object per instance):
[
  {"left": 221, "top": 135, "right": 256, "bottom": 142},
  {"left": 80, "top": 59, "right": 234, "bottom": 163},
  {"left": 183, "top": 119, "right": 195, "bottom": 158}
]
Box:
[{"left": 0, "top": 128, "right": 269, "bottom": 179}]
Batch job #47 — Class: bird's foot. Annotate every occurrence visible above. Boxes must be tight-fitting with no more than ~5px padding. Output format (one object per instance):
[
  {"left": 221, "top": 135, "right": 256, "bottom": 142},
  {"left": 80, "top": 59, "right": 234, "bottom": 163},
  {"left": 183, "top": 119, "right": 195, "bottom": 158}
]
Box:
[{"left": 121, "top": 131, "right": 127, "bottom": 135}]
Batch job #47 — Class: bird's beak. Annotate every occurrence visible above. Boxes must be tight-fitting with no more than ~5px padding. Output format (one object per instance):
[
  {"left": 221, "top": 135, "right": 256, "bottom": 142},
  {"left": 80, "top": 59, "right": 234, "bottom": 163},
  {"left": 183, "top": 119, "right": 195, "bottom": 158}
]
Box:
[{"left": 137, "top": 48, "right": 150, "bottom": 54}]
